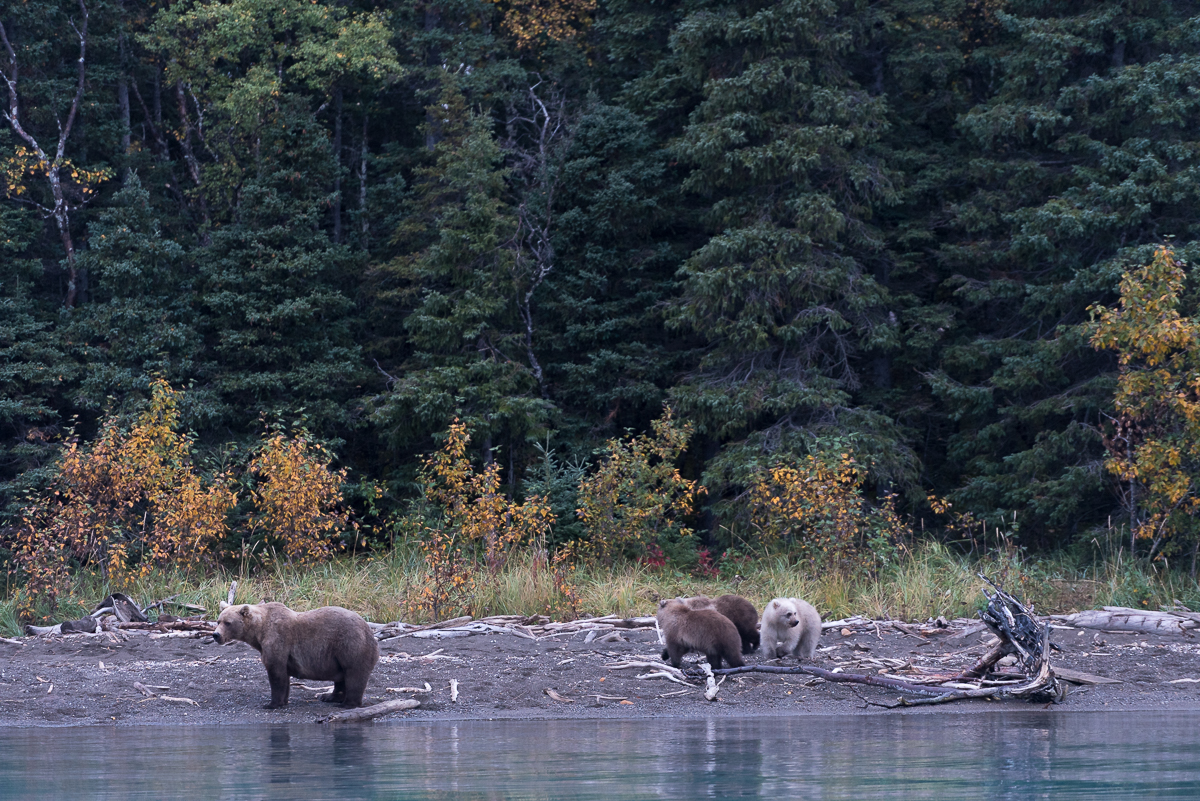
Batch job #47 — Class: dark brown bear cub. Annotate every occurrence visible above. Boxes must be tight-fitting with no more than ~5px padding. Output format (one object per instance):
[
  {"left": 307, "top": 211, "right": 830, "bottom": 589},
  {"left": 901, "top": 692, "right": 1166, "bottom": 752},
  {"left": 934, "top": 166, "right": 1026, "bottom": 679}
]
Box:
[
  {"left": 213, "top": 602, "right": 379, "bottom": 709},
  {"left": 656, "top": 598, "right": 745, "bottom": 670},
  {"left": 683, "top": 594, "right": 761, "bottom": 654}
]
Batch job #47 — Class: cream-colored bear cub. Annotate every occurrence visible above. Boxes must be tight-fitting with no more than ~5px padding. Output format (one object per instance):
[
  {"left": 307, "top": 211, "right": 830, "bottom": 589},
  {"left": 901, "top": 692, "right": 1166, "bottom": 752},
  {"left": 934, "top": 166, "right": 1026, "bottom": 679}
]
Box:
[{"left": 760, "top": 597, "right": 822, "bottom": 660}]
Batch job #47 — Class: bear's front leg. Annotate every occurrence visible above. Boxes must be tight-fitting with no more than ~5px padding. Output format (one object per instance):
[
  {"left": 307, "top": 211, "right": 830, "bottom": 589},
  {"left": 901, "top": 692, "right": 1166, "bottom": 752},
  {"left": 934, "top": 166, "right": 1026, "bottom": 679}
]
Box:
[{"left": 264, "top": 663, "right": 290, "bottom": 709}]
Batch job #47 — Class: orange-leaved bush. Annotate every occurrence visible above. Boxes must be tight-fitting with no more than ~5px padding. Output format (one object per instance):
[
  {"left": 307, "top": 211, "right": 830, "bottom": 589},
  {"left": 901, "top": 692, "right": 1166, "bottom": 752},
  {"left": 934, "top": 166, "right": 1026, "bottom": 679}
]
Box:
[
  {"left": 248, "top": 431, "right": 353, "bottom": 564},
  {"left": 10, "top": 379, "right": 235, "bottom": 615},
  {"left": 745, "top": 448, "right": 903, "bottom": 573},
  {"left": 575, "top": 405, "right": 705, "bottom": 561},
  {"left": 410, "top": 420, "right": 555, "bottom": 618},
  {"left": 1090, "top": 246, "right": 1200, "bottom": 564},
  {"left": 421, "top": 420, "right": 555, "bottom": 574}
]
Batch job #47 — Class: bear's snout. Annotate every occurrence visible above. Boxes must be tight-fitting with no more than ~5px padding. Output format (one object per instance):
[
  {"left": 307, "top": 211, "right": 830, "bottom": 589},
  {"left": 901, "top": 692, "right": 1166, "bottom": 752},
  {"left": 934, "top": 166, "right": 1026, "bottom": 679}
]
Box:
[
  {"left": 213, "top": 631, "right": 224, "bottom": 644},
  {"left": 787, "top": 618, "right": 800, "bottom": 627}
]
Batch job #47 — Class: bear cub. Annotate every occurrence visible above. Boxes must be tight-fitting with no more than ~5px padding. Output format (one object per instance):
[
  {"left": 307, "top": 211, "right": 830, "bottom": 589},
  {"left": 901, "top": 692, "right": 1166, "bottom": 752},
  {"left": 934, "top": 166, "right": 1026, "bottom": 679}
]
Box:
[
  {"left": 213, "top": 602, "right": 379, "bottom": 709},
  {"left": 656, "top": 598, "right": 745, "bottom": 670},
  {"left": 760, "top": 597, "right": 822, "bottom": 660},
  {"left": 682, "top": 594, "right": 760, "bottom": 654}
]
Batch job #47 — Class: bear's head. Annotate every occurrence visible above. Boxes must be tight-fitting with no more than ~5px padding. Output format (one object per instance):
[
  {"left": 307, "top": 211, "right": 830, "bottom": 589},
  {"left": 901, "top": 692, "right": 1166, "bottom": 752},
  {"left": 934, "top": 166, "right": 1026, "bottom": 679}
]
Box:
[
  {"left": 771, "top": 599, "right": 801, "bottom": 628},
  {"left": 213, "top": 604, "right": 257, "bottom": 645},
  {"left": 656, "top": 598, "right": 689, "bottom": 619}
]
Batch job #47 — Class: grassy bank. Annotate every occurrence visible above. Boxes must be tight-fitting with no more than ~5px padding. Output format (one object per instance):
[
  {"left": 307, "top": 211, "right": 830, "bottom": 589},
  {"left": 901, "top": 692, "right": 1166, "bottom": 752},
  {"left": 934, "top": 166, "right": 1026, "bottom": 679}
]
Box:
[{"left": 3, "top": 542, "right": 1198, "bottom": 637}]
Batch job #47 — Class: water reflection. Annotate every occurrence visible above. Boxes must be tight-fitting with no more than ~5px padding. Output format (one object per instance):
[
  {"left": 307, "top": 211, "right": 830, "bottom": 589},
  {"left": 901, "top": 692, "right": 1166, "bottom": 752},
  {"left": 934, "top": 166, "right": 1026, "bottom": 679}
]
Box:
[{"left": 1, "top": 712, "right": 1198, "bottom": 800}]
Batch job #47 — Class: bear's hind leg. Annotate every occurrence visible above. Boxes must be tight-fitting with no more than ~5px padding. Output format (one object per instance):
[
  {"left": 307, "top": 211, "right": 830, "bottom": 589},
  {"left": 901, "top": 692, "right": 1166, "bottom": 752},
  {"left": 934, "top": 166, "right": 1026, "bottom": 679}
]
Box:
[
  {"left": 758, "top": 623, "right": 778, "bottom": 658},
  {"left": 341, "top": 670, "right": 370, "bottom": 708},
  {"left": 319, "top": 681, "right": 346, "bottom": 703}
]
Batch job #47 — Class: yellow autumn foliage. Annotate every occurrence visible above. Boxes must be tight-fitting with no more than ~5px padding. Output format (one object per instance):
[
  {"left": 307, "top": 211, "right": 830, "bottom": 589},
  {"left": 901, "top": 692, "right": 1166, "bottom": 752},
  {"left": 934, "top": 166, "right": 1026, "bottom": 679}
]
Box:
[
  {"left": 411, "top": 419, "right": 556, "bottom": 618},
  {"left": 576, "top": 406, "right": 705, "bottom": 561},
  {"left": 248, "top": 431, "right": 353, "bottom": 564},
  {"left": 11, "top": 379, "right": 235, "bottom": 614},
  {"left": 493, "top": 0, "right": 595, "bottom": 50},
  {"left": 1090, "top": 246, "right": 1200, "bottom": 556},
  {"left": 745, "top": 450, "right": 903, "bottom": 573},
  {"left": 0, "top": 146, "right": 112, "bottom": 200}
]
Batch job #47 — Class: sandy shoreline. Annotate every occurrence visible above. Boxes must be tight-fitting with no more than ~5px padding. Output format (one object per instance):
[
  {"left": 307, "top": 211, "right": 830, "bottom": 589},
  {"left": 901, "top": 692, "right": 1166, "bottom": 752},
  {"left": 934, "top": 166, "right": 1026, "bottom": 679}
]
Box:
[{"left": 3, "top": 614, "right": 1200, "bottom": 727}]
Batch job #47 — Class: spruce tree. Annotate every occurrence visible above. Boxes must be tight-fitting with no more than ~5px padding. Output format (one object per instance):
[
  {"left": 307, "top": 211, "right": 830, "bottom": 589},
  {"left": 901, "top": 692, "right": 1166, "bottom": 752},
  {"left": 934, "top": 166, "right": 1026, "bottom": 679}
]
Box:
[
  {"left": 901, "top": 0, "right": 1200, "bottom": 542},
  {"left": 370, "top": 80, "right": 554, "bottom": 460},
  {"left": 658, "top": 0, "right": 915, "bottom": 500}
]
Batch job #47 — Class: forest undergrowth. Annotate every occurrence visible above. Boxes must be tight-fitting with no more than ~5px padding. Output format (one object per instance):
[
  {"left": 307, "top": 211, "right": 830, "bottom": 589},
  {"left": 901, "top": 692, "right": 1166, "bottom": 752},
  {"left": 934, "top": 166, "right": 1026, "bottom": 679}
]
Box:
[
  {"left": 3, "top": 541, "right": 1193, "bottom": 639},
  {"left": 5, "top": 377, "right": 1199, "bottom": 637}
]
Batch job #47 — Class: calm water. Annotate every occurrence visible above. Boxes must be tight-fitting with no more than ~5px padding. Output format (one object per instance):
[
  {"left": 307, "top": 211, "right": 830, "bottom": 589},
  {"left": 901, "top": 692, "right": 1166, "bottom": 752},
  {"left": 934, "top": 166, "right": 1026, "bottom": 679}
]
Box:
[{"left": 1, "top": 712, "right": 1197, "bottom": 800}]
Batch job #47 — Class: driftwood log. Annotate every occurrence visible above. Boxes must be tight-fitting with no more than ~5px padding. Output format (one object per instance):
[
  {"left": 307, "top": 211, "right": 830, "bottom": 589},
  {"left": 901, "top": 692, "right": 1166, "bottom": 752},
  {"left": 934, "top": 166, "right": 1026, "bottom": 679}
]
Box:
[
  {"left": 133, "top": 681, "right": 198, "bottom": 706},
  {"left": 317, "top": 698, "right": 419, "bottom": 724},
  {"left": 1052, "top": 607, "right": 1199, "bottom": 636},
  {"left": 370, "top": 613, "right": 657, "bottom": 643}
]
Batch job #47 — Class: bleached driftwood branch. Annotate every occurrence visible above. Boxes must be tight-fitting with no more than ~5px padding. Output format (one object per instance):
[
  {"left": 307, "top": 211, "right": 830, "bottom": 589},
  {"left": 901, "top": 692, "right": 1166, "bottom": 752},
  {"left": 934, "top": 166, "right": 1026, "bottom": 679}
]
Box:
[
  {"left": 317, "top": 698, "right": 419, "bottom": 723},
  {"left": 133, "top": 681, "right": 198, "bottom": 706},
  {"left": 371, "top": 613, "right": 656, "bottom": 643},
  {"left": 1051, "top": 607, "right": 1199, "bottom": 636}
]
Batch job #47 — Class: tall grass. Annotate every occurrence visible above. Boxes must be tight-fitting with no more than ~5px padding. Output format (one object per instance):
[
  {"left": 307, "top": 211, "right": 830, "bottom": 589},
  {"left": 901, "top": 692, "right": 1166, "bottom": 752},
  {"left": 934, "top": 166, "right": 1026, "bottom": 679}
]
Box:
[{"left": 4, "top": 541, "right": 1200, "bottom": 637}]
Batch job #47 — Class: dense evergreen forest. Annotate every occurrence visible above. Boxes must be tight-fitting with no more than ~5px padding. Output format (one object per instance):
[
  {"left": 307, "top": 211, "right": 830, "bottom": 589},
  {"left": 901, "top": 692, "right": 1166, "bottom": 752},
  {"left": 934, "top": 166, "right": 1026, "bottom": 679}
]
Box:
[{"left": 3, "top": 0, "right": 1199, "bottom": 557}]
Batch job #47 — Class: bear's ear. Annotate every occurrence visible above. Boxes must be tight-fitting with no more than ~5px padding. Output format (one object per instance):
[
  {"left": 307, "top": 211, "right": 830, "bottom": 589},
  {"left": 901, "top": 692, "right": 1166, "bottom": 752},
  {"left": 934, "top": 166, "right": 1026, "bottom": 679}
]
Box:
[
  {"left": 239, "top": 605, "right": 251, "bottom": 617},
  {"left": 771, "top": 600, "right": 779, "bottom": 609}
]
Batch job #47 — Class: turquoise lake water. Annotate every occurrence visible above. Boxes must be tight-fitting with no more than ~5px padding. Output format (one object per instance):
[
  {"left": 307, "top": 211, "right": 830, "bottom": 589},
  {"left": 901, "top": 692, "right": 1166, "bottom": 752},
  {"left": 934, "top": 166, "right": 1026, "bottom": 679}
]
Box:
[{"left": 1, "top": 711, "right": 1197, "bottom": 799}]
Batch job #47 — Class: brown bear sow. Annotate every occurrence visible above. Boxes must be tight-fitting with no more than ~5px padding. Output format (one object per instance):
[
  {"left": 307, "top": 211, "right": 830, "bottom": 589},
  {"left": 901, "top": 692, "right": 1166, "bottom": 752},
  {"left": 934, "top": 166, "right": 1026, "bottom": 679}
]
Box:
[
  {"left": 213, "top": 602, "right": 379, "bottom": 709},
  {"left": 683, "top": 595, "right": 760, "bottom": 654},
  {"left": 656, "top": 598, "right": 745, "bottom": 670}
]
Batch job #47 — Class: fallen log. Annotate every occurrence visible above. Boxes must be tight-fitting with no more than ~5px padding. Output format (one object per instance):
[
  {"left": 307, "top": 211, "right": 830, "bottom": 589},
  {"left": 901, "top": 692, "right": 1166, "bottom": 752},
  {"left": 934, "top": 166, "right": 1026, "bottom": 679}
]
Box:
[
  {"left": 1053, "top": 667, "right": 1122, "bottom": 686},
  {"left": 1051, "top": 609, "right": 1197, "bottom": 636},
  {"left": 700, "top": 663, "right": 722, "bottom": 701},
  {"left": 821, "top": 616, "right": 873, "bottom": 630},
  {"left": 605, "top": 660, "right": 690, "bottom": 682},
  {"left": 978, "top": 575, "right": 1045, "bottom": 671},
  {"left": 713, "top": 663, "right": 966, "bottom": 698},
  {"left": 386, "top": 682, "right": 432, "bottom": 694},
  {"left": 954, "top": 638, "right": 1015, "bottom": 681},
  {"left": 59, "top": 618, "right": 98, "bottom": 633},
  {"left": 91, "top": 593, "right": 148, "bottom": 623},
  {"left": 143, "top": 594, "right": 207, "bottom": 615},
  {"left": 946, "top": 621, "right": 988, "bottom": 641},
  {"left": 377, "top": 616, "right": 473, "bottom": 640},
  {"left": 410, "top": 629, "right": 475, "bottom": 639},
  {"left": 891, "top": 628, "right": 1066, "bottom": 707},
  {"left": 117, "top": 620, "right": 214, "bottom": 632},
  {"left": 317, "top": 698, "right": 419, "bottom": 724}
]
